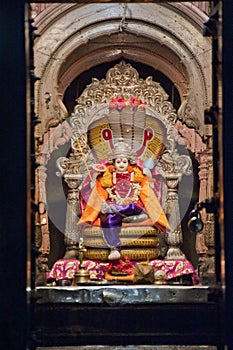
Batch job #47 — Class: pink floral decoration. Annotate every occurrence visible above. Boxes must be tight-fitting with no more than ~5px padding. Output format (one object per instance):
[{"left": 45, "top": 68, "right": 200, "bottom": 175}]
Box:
[{"left": 109, "top": 96, "right": 146, "bottom": 111}]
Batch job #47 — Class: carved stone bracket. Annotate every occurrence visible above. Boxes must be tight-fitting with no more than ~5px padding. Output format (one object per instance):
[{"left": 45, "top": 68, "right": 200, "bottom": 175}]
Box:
[{"left": 177, "top": 96, "right": 203, "bottom": 134}]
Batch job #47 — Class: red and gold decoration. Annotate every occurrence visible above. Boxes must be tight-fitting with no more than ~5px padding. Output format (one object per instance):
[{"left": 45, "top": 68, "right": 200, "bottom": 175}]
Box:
[{"left": 47, "top": 258, "right": 200, "bottom": 285}]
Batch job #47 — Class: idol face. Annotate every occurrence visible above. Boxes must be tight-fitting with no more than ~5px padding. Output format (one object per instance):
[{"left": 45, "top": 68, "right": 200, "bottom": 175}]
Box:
[{"left": 115, "top": 157, "right": 129, "bottom": 173}]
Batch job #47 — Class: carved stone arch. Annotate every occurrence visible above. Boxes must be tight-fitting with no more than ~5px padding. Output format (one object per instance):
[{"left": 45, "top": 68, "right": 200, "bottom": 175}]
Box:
[
  {"left": 57, "top": 45, "right": 189, "bottom": 101},
  {"left": 33, "top": 2, "right": 211, "bottom": 141}
]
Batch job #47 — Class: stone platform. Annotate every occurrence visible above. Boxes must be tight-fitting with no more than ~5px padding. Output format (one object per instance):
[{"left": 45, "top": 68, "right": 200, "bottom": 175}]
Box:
[
  {"left": 36, "top": 284, "right": 210, "bottom": 305},
  {"left": 32, "top": 285, "right": 224, "bottom": 348}
]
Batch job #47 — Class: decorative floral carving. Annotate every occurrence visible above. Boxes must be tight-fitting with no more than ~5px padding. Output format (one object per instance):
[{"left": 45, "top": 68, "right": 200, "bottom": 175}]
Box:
[{"left": 72, "top": 61, "right": 177, "bottom": 130}]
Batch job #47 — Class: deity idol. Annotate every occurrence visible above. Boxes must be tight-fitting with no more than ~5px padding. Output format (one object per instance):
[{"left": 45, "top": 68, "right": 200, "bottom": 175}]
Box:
[{"left": 78, "top": 138, "right": 170, "bottom": 260}]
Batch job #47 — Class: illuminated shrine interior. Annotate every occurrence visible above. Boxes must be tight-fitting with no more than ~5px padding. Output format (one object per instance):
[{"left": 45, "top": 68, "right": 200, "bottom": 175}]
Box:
[{"left": 29, "top": 2, "right": 224, "bottom": 348}]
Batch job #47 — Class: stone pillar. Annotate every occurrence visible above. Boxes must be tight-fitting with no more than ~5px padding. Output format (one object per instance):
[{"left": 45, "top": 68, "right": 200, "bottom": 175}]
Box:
[
  {"left": 63, "top": 174, "right": 82, "bottom": 259},
  {"left": 35, "top": 165, "right": 50, "bottom": 284},
  {"left": 56, "top": 152, "right": 85, "bottom": 259},
  {"left": 159, "top": 149, "right": 192, "bottom": 260},
  {"left": 165, "top": 174, "right": 185, "bottom": 259},
  {"left": 195, "top": 151, "right": 209, "bottom": 255},
  {"left": 197, "top": 132, "right": 216, "bottom": 284}
]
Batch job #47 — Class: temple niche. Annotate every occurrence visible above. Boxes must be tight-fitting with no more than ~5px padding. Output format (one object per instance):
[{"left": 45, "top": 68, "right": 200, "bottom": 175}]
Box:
[{"left": 31, "top": 2, "right": 215, "bottom": 287}]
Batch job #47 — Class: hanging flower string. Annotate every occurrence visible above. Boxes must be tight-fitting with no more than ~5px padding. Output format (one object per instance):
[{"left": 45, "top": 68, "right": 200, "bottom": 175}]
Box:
[{"left": 109, "top": 96, "right": 147, "bottom": 111}]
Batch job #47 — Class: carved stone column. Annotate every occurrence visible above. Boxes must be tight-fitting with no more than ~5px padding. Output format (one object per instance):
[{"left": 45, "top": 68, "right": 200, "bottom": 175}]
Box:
[
  {"left": 34, "top": 122, "right": 73, "bottom": 282},
  {"left": 174, "top": 120, "right": 215, "bottom": 282},
  {"left": 196, "top": 151, "right": 209, "bottom": 255},
  {"left": 56, "top": 148, "right": 90, "bottom": 259},
  {"left": 165, "top": 174, "right": 185, "bottom": 259},
  {"left": 197, "top": 130, "right": 216, "bottom": 284},
  {"left": 35, "top": 165, "right": 50, "bottom": 285},
  {"left": 63, "top": 174, "right": 82, "bottom": 259},
  {"left": 159, "top": 148, "right": 192, "bottom": 260}
]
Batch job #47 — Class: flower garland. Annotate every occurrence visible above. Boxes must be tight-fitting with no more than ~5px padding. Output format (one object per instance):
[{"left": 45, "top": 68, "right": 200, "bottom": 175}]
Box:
[{"left": 109, "top": 96, "right": 147, "bottom": 111}]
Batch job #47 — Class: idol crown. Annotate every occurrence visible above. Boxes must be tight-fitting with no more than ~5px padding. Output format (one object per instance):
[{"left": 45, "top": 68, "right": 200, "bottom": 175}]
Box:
[{"left": 108, "top": 138, "right": 136, "bottom": 164}]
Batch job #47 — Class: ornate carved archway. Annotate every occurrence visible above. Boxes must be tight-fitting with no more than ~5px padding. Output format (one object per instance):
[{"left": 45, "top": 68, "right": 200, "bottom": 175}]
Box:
[
  {"left": 33, "top": 2, "right": 211, "bottom": 138},
  {"left": 32, "top": 3, "right": 214, "bottom": 284}
]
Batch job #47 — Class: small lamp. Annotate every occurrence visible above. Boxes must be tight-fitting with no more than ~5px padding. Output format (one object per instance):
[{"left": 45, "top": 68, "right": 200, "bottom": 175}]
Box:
[{"left": 187, "top": 209, "right": 204, "bottom": 233}]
